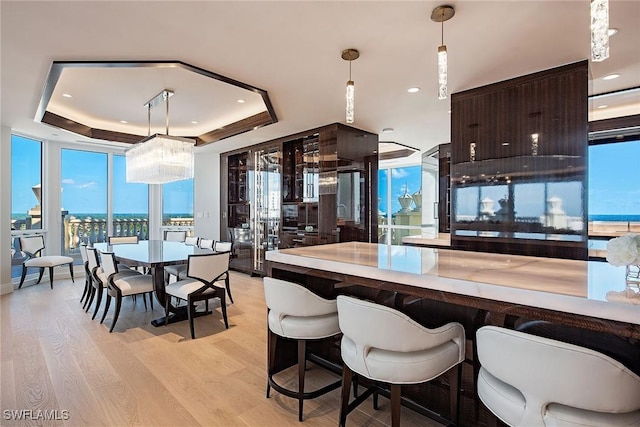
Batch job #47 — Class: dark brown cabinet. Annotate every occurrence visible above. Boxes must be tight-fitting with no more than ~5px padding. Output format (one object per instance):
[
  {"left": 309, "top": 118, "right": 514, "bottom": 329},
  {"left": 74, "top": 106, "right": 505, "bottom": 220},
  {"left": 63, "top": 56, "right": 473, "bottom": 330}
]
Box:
[{"left": 221, "top": 123, "right": 378, "bottom": 275}]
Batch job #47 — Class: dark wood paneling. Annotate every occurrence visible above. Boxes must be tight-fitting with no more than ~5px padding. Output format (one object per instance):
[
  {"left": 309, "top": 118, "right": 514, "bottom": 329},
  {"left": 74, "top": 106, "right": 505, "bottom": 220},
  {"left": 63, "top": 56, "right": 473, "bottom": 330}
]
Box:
[{"left": 450, "top": 61, "right": 588, "bottom": 260}]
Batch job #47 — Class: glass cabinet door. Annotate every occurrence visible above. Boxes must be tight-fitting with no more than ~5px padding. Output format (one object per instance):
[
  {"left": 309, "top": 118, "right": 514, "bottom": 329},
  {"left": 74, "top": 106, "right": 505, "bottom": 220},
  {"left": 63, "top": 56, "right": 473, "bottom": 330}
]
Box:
[
  {"left": 252, "top": 146, "right": 281, "bottom": 273},
  {"left": 302, "top": 138, "right": 319, "bottom": 203}
]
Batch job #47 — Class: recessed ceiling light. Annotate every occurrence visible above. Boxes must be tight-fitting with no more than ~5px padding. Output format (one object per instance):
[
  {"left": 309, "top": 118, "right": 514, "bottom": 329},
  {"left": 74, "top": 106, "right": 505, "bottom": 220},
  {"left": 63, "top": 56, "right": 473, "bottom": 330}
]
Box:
[
  {"left": 597, "top": 105, "right": 608, "bottom": 109},
  {"left": 608, "top": 28, "right": 618, "bottom": 36},
  {"left": 602, "top": 73, "right": 620, "bottom": 80},
  {"left": 191, "top": 121, "right": 198, "bottom": 124},
  {"left": 448, "top": 110, "right": 452, "bottom": 114},
  {"left": 407, "top": 87, "right": 420, "bottom": 93},
  {"left": 62, "top": 93, "right": 72, "bottom": 98},
  {"left": 382, "top": 128, "right": 394, "bottom": 133},
  {"left": 237, "top": 99, "right": 246, "bottom": 103},
  {"left": 120, "top": 120, "right": 128, "bottom": 124},
  {"left": 502, "top": 142, "right": 510, "bottom": 146}
]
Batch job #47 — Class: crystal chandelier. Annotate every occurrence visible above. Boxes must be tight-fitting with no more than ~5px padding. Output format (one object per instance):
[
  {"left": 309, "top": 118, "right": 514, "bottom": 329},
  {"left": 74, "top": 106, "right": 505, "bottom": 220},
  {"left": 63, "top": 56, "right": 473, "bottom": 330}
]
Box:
[
  {"left": 431, "top": 5, "right": 455, "bottom": 100},
  {"left": 126, "top": 90, "right": 195, "bottom": 184},
  {"left": 341, "top": 49, "right": 360, "bottom": 124},
  {"left": 591, "top": 0, "right": 609, "bottom": 62}
]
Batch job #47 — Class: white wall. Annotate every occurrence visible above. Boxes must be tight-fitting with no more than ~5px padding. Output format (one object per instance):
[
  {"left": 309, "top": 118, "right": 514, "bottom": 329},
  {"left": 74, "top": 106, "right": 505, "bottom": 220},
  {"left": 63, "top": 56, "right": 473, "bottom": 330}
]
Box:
[
  {"left": 193, "top": 151, "right": 221, "bottom": 241},
  {"left": 1, "top": 127, "right": 13, "bottom": 294}
]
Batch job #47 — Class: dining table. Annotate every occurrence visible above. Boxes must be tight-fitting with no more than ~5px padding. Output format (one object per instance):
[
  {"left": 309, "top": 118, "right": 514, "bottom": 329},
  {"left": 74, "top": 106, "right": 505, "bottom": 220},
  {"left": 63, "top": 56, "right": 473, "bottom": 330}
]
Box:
[{"left": 94, "top": 239, "right": 210, "bottom": 326}]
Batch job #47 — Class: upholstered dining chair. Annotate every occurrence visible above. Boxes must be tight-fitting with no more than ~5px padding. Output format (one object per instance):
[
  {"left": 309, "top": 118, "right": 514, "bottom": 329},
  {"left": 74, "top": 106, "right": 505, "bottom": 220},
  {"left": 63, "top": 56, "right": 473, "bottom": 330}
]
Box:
[
  {"left": 476, "top": 325, "right": 640, "bottom": 427},
  {"left": 18, "top": 235, "right": 74, "bottom": 289},
  {"left": 165, "top": 236, "right": 201, "bottom": 283},
  {"left": 107, "top": 235, "right": 139, "bottom": 245},
  {"left": 165, "top": 230, "right": 187, "bottom": 242},
  {"left": 214, "top": 241, "right": 232, "bottom": 253},
  {"left": 198, "top": 238, "right": 215, "bottom": 249},
  {"left": 99, "top": 251, "right": 155, "bottom": 333},
  {"left": 336, "top": 295, "right": 465, "bottom": 427},
  {"left": 164, "top": 252, "right": 231, "bottom": 339},
  {"left": 263, "top": 277, "right": 342, "bottom": 422},
  {"left": 79, "top": 243, "right": 91, "bottom": 304}
]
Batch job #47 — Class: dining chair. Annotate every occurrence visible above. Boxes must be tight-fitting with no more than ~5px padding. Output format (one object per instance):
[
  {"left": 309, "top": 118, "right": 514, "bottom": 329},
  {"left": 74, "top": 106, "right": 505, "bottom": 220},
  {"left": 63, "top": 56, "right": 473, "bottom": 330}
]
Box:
[
  {"left": 107, "top": 235, "right": 139, "bottom": 245},
  {"left": 99, "top": 251, "right": 155, "bottom": 332},
  {"left": 18, "top": 235, "right": 74, "bottom": 289},
  {"left": 184, "top": 236, "right": 199, "bottom": 246},
  {"left": 214, "top": 241, "right": 232, "bottom": 253},
  {"left": 165, "top": 230, "right": 187, "bottom": 242},
  {"left": 476, "top": 325, "right": 640, "bottom": 427},
  {"left": 337, "top": 295, "right": 465, "bottom": 427},
  {"left": 166, "top": 236, "right": 201, "bottom": 283},
  {"left": 198, "top": 238, "right": 215, "bottom": 249},
  {"left": 79, "top": 243, "right": 91, "bottom": 304},
  {"left": 164, "top": 252, "right": 231, "bottom": 339},
  {"left": 263, "top": 277, "right": 342, "bottom": 422}
]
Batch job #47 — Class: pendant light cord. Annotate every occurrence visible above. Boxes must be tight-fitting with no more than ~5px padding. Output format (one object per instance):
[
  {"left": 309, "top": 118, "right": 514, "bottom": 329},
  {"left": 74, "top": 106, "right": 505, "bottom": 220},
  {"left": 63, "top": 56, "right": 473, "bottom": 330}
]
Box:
[
  {"left": 147, "top": 104, "right": 151, "bottom": 137},
  {"left": 441, "top": 10, "right": 444, "bottom": 45}
]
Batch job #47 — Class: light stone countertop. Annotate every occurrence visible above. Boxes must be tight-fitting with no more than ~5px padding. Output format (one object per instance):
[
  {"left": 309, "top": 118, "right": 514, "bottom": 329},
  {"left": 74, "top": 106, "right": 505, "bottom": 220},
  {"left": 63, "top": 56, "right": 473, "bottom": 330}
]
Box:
[{"left": 266, "top": 242, "right": 640, "bottom": 326}]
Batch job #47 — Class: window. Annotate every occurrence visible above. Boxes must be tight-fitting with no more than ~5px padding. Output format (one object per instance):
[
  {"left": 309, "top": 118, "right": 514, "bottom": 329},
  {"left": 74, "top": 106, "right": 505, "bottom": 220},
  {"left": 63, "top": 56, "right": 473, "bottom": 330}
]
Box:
[
  {"left": 11, "top": 135, "right": 43, "bottom": 231},
  {"left": 113, "top": 155, "right": 149, "bottom": 240},
  {"left": 11, "top": 135, "right": 42, "bottom": 279},
  {"left": 61, "top": 149, "right": 107, "bottom": 258},
  {"left": 162, "top": 179, "right": 194, "bottom": 233},
  {"left": 378, "top": 164, "right": 422, "bottom": 244}
]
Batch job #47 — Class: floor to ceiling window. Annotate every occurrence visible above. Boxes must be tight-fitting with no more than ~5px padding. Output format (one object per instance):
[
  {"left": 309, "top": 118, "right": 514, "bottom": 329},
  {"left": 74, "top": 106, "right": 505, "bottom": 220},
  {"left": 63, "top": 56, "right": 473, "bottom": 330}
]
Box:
[
  {"left": 378, "top": 163, "right": 422, "bottom": 244},
  {"left": 10, "top": 135, "right": 43, "bottom": 278},
  {"left": 162, "top": 179, "right": 194, "bottom": 237},
  {"left": 61, "top": 148, "right": 108, "bottom": 261},
  {"left": 113, "top": 154, "right": 149, "bottom": 240}
]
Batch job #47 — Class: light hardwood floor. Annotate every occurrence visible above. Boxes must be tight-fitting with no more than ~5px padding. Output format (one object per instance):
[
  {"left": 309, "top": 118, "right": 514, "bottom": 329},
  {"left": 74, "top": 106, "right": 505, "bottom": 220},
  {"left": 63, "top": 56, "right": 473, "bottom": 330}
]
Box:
[{"left": 1, "top": 271, "right": 443, "bottom": 427}]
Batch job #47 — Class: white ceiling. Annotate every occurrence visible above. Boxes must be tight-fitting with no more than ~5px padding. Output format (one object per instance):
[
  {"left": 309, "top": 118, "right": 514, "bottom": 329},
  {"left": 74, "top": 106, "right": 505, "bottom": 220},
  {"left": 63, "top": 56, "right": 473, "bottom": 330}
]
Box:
[{"left": 2, "top": 1, "right": 639, "bottom": 156}]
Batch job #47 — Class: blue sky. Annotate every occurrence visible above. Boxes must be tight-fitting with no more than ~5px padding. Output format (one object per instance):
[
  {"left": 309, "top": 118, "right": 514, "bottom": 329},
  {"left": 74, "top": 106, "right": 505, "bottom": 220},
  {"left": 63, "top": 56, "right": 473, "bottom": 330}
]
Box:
[
  {"left": 11, "top": 135, "right": 193, "bottom": 216},
  {"left": 11, "top": 135, "right": 639, "bottom": 219}
]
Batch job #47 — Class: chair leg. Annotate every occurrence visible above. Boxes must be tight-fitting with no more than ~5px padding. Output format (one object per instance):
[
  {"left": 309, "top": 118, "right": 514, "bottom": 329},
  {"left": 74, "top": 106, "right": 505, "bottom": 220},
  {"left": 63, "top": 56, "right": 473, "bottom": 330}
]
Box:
[
  {"left": 149, "top": 292, "right": 154, "bottom": 311},
  {"left": 100, "top": 295, "right": 112, "bottom": 324},
  {"left": 449, "top": 363, "right": 462, "bottom": 426},
  {"left": 225, "top": 276, "right": 234, "bottom": 304},
  {"left": 92, "top": 286, "right": 103, "bottom": 320},
  {"left": 37, "top": 267, "right": 45, "bottom": 284},
  {"left": 266, "top": 329, "right": 278, "bottom": 398},
  {"left": 19, "top": 265, "right": 27, "bottom": 289},
  {"left": 142, "top": 293, "right": 148, "bottom": 311},
  {"left": 80, "top": 277, "right": 89, "bottom": 303},
  {"left": 188, "top": 299, "right": 196, "bottom": 339},
  {"left": 390, "top": 384, "right": 401, "bottom": 427},
  {"left": 219, "top": 292, "right": 229, "bottom": 329},
  {"left": 68, "top": 262, "right": 74, "bottom": 282},
  {"left": 48, "top": 267, "right": 54, "bottom": 289},
  {"left": 85, "top": 286, "right": 96, "bottom": 312},
  {"left": 373, "top": 387, "right": 379, "bottom": 410},
  {"left": 297, "top": 339, "right": 306, "bottom": 422},
  {"left": 339, "top": 364, "right": 353, "bottom": 427},
  {"left": 109, "top": 296, "right": 122, "bottom": 333}
]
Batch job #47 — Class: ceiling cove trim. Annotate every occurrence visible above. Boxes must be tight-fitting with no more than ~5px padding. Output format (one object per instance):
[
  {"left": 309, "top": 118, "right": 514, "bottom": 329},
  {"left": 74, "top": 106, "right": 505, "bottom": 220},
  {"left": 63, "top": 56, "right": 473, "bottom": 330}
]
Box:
[{"left": 35, "top": 60, "right": 278, "bottom": 147}]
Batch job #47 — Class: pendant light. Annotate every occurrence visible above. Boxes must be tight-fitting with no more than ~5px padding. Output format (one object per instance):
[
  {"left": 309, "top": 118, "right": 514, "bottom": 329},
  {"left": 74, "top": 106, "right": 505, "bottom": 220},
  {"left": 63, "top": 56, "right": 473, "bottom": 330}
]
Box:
[
  {"left": 431, "top": 5, "right": 455, "bottom": 100},
  {"left": 342, "top": 48, "right": 360, "bottom": 124},
  {"left": 591, "top": 0, "right": 609, "bottom": 62}
]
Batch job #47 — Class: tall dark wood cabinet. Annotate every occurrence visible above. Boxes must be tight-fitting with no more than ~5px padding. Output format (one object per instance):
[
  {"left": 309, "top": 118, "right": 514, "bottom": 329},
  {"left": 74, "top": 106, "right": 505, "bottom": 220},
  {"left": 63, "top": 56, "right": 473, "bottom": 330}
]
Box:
[
  {"left": 221, "top": 123, "right": 378, "bottom": 275},
  {"left": 450, "top": 60, "right": 588, "bottom": 259}
]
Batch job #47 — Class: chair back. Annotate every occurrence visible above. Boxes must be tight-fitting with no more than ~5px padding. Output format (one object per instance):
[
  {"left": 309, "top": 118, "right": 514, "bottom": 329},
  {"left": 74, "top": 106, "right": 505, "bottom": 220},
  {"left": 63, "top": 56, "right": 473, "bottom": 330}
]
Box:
[
  {"left": 263, "top": 277, "right": 337, "bottom": 318},
  {"left": 86, "top": 247, "right": 100, "bottom": 274},
  {"left": 108, "top": 235, "right": 139, "bottom": 245},
  {"left": 187, "top": 252, "right": 230, "bottom": 284},
  {"left": 79, "top": 243, "right": 89, "bottom": 263},
  {"left": 337, "top": 295, "right": 465, "bottom": 354},
  {"left": 100, "top": 251, "right": 118, "bottom": 277},
  {"left": 198, "top": 238, "right": 215, "bottom": 249},
  {"left": 165, "top": 231, "right": 187, "bottom": 242},
  {"left": 185, "top": 236, "right": 199, "bottom": 246},
  {"left": 215, "top": 241, "right": 232, "bottom": 253},
  {"left": 19, "top": 235, "right": 45, "bottom": 258},
  {"left": 476, "top": 326, "right": 640, "bottom": 422}
]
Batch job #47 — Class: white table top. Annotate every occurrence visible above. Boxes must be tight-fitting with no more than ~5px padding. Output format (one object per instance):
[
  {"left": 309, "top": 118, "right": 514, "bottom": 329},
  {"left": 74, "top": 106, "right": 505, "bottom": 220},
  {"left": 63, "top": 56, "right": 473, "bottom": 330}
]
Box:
[{"left": 266, "top": 242, "right": 640, "bottom": 326}]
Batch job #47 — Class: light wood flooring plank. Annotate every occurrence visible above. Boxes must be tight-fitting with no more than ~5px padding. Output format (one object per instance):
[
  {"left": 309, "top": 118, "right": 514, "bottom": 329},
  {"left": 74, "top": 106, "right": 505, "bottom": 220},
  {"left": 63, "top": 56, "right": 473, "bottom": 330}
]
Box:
[{"left": 1, "top": 270, "right": 446, "bottom": 427}]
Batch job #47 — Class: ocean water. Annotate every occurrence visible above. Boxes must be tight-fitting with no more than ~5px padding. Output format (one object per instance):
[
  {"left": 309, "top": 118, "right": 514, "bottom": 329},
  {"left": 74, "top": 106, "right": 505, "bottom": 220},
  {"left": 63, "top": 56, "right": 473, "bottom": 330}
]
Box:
[{"left": 588, "top": 215, "right": 640, "bottom": 222}]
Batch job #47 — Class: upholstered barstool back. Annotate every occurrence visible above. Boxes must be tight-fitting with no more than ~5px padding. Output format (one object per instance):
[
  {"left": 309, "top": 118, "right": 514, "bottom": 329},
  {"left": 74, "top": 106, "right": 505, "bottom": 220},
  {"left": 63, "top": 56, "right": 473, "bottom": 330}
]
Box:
[
  {"left": 263, "top": 277, "right": 342, "bottom": 422},
  {"left": 476, "top": 326, "right": 640, "bottom": 427},
  {"left": 336, "top": 295, "right": 465, "bottom": 427}
]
